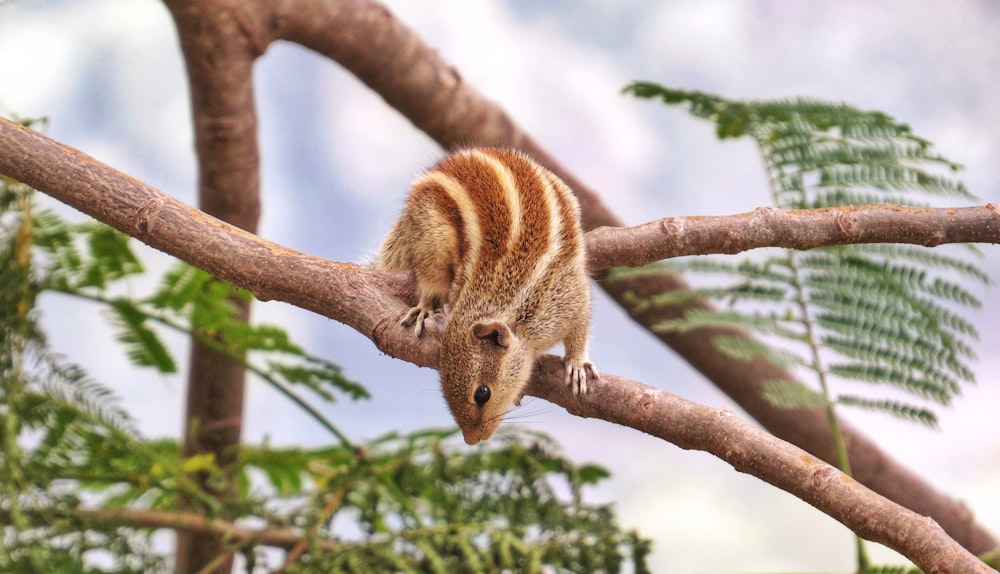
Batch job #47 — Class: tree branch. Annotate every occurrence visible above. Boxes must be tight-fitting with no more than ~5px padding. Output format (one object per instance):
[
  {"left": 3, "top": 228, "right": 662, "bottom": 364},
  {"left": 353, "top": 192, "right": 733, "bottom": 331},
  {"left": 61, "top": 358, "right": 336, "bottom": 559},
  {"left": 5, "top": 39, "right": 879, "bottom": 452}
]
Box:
[
  {"left": 0, "top": 117, "right": 429, "bottom": 366},
  {"left": 585, "top": 204, "right": 1000, "bottom": 271},
  {"left": 0, "top": 507, "right": 320, "bottom": 552},
  {"left": 527, "top": 358, "right": 993, "bottom": 574},
  {"left": 0, "top": 116, "right": 993, "bottom": 571}
]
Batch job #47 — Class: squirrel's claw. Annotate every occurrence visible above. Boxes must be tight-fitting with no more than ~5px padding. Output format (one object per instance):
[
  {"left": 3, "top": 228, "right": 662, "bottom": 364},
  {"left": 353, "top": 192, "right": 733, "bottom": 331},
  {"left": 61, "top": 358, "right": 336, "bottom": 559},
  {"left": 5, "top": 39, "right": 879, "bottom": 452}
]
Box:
[
  {"left": 400, "top": 305, "right": 445, "bottom": 337},
  {"left": 564, "top": 359, "right": 598, "bottom": 396},
  {"left": 400, "top": 306, "right": 429, "bottom": 336}
]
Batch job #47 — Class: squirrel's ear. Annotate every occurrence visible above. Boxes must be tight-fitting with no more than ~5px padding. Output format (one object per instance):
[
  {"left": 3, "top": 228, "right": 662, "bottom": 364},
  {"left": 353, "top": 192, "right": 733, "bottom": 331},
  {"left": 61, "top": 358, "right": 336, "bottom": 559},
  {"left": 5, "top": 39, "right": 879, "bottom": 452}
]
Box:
[{"left": 471, "top": 320, "right": 516, "bottom": 349}]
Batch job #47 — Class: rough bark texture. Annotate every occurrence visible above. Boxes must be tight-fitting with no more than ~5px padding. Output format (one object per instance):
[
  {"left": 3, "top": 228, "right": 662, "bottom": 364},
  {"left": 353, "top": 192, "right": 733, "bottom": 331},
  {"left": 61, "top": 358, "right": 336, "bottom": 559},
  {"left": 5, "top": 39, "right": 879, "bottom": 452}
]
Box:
[
  {"left": 526, "top": 358, "right": 995, "bottom": 574},
  {"left": 585, "top": 204, "right": 1000, "bottom": 271}
]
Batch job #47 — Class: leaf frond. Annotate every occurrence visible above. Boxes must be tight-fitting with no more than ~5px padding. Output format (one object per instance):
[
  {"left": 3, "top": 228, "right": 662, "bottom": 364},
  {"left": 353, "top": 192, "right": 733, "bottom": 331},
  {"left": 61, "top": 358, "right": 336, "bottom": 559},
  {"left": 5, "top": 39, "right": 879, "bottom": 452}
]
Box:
[
  {"left": 107, "top": 299, "right": 178, "bottom": 373},
  {"left": 835, "top": 395, "right": 938, "bottom": 427},
  {"left": 620, "top": 82, "right": 986, "bottom": 430},
  {"left": 761, "top": 380, "right": 830, "bottom": 409},
  {"left": 34, "top": 358, "right": 140, "bottom": 439},
  {"left": 654, "top": 308, "right": 805, "bottom": 342},
  {"left": 826, "top": 361, "right": 955, "bottom": 404},
  {"left": 712, "top": 335, "right": 805, "bottom": 368}
]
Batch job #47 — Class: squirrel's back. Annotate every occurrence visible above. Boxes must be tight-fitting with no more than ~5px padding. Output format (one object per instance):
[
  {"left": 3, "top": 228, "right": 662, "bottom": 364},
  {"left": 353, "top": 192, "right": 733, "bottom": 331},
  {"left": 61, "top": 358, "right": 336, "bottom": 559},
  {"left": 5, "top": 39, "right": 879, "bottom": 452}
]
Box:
[{"left": 378, "top": 148, "right": 595, "bottom": 444}]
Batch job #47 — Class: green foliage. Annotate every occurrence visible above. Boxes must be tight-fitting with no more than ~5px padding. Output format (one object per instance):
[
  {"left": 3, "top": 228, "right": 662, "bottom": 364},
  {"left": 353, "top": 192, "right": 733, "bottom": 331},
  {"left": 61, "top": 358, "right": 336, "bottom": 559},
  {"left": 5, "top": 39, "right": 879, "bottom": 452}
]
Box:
[
  {"left": 620, "top": 83, "right": 986, "bottom": 429},
  {"left": 620, "top": 83, "right": 987, "bottom": 574},
  {"left": 1, "top": 177, "right": 164, "bottom": 572},
  {"left": 246, "top": 429, "right": 649, "bottom": 573},
  {"left": 23, "top": 189, "right": 367, "bottom": 441}
]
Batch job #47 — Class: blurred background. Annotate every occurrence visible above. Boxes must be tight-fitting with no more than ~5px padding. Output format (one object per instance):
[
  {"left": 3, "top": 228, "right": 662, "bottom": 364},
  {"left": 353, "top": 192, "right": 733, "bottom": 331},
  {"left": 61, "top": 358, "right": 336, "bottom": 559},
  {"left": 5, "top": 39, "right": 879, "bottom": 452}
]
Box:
[{"left": 1, "top": 0, "right": 998, "bottom": 571}]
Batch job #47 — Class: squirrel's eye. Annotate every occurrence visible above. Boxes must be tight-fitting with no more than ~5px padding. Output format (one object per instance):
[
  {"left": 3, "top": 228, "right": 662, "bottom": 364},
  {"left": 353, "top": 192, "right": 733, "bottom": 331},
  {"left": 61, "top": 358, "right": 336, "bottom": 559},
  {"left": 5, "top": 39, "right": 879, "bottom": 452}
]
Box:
[{"left": 473, "top": 385, "right": 491, "bottom": 406}]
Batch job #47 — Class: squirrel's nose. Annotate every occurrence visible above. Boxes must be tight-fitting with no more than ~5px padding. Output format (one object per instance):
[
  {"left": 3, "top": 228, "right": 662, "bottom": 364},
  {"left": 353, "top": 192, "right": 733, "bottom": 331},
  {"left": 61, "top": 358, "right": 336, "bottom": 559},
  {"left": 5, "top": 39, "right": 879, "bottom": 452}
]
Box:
[{"left": 462, "top": 429, "right": 481, "bottom": 445}]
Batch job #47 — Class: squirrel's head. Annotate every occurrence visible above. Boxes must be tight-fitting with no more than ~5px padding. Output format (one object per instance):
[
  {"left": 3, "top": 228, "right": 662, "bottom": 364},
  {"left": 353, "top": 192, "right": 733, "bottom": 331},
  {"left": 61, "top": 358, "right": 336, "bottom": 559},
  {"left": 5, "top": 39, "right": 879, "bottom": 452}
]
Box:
[{"left": 439, "top": 319, "right": 533, "bottom": 445}]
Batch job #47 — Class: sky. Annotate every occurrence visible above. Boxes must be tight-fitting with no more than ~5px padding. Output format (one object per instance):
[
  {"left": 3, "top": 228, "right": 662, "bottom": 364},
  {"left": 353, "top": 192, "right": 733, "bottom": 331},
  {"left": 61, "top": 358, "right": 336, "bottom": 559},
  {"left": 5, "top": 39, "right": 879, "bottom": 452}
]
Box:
[{"left": 1, "top": 0, "right": 999, "bottom": 572}]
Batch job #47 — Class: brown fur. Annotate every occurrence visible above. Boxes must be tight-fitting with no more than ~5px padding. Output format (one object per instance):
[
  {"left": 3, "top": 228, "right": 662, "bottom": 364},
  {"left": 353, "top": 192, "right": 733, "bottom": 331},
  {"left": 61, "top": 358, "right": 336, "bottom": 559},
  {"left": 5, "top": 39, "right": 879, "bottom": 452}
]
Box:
[{"left": 377, "top": 148, "right": 597, "bottom": 444}]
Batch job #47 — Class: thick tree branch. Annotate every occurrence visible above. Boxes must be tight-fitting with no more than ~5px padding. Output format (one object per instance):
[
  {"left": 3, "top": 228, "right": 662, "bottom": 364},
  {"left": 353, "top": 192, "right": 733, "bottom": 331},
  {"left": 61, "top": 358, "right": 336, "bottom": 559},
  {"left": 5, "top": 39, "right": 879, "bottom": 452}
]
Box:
[
  {"left": 0, "top": 117, "right": 993, "bottom": 571},
  {"left": 586, "top": 204, "right": 1000, "bottom": 271},
  {"left": 0, "top": 117, "right": 429, "bottom": 365}
]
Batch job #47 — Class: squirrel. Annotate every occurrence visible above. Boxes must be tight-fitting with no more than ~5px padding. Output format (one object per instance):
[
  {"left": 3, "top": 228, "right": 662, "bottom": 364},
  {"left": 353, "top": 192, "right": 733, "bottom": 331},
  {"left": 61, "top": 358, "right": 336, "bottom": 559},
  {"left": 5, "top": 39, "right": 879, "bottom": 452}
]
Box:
[{"left": 377, "top": 147, "right": 598, "bottom": 445}]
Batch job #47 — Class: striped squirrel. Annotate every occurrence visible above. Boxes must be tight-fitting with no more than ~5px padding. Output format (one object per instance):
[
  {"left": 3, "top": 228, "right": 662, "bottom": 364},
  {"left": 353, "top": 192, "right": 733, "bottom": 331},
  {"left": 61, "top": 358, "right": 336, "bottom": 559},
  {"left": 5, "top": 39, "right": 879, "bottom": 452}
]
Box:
[{"left": 378, "top": 147, "right": 598, "bottom": 444}]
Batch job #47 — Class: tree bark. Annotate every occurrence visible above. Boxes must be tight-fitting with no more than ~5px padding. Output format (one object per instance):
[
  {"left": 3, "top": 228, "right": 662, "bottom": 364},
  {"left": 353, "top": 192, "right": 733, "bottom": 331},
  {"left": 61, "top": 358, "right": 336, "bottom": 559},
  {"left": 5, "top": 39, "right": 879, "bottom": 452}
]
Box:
[{"left": 584, "top": 204, "right": 1000, "bottom": 270}]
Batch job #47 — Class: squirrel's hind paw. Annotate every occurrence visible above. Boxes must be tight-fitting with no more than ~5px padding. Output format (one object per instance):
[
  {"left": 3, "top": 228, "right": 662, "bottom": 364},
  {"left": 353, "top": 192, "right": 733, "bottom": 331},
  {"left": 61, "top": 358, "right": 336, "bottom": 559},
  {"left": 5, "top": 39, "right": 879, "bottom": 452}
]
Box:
[{"left": 421, "top": 311, "right": 448, "bottom": 337}]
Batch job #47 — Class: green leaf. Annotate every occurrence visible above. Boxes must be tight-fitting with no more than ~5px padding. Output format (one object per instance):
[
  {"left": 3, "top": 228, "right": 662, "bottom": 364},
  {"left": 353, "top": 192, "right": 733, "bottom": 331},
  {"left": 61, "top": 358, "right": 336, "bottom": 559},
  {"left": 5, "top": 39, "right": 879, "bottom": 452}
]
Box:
[
  {"left": 654, "top": 308, "right": 806, "bottom": 342},
  {"left": 620, "top": 83, "right": 986, "bottom": 432},
  {"left": 108, "top": 299, "right": 177, "bottom": 373},
  {"left": 835, "top": 395, "right": 937, "bottom": 427},
  {"left": 80, "top": 225, "right": 144, "bottom": 288},
  {"left": 761, "top": 380, "right": 830, "bottom": 409},
  {"left": 267, "top": 356, "right": 369, "bottom": 402},
  {"left": 35, "top": 360, "right": 139, "bottom": 439},
  {"left": 576, "top": 463, "right": 612, "bottom": 485},
  {"left": 827, "top": 362, "right": 955, "bottom": 404},
  {"left": 226, "top": 322, "right": 301, "bottom": 353},
  {"left": 712, "top": 335, "right": 804, "bottom": 368}
]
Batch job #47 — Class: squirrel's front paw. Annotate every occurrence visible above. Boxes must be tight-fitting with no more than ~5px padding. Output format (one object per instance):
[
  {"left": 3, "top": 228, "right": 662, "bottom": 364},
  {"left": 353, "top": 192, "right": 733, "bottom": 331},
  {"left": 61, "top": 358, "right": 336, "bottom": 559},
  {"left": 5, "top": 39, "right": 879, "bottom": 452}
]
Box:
[
  {"left": 401, "top": 306, "right": 448, "bottom": 337},
  {"left": 563, "top": 358, "right": 599, "bottom": 396},
  {"left": 400, "top": 306, "right": 431, "bottom": 336}
]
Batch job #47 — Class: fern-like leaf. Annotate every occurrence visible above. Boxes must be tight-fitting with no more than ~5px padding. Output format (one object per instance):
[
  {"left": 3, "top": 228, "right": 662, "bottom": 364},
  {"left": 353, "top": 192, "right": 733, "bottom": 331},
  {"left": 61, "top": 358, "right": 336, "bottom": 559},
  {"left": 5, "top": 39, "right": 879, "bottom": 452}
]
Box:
[
  {"left": 712, "top": 335, "right": 805, "bottom": 368},
  {"left": 654, "top": 308, "right": 806, "bottom": 342},
  {"left": 267, "top": 355, "right": 370, "bottom": 402},
  {"left": 761, "top": 380, "right": 830, "bottom": 409},
  {"left": 621, "top": 83, "right": 985, "bottom": 428},
  {"left": 108, "top": 299, "right": 177, "bottom": 373},
  {"left": 80, "top": 224, "right": 144, "bottom": 289},
  {"left": 35, "top": 359, "right": 140, "bottom": 439},
  {"left": 835, "top": 395, "right": 937, "bottom": 427}
]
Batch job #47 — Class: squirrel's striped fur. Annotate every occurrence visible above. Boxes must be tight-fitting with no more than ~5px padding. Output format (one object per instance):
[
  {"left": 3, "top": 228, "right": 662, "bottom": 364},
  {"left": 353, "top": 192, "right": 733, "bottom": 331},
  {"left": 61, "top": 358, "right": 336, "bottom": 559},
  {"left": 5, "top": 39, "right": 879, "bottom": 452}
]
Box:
[{"left": 378, "top": 148, "right": 597, "bottom": 444}]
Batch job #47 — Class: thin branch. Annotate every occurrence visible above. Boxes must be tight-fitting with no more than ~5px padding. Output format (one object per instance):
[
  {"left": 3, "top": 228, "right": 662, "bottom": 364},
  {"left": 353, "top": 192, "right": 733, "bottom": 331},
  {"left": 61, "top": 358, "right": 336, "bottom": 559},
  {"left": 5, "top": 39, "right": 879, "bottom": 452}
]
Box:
[
  {"left": 0, "top": 507, "right": 320, "bottom": 552},
  {"left": 526, "top": 358, "right": 991, "bottom": 574},
  {"left": 0, "top": 116, "right": 993, "bottom": 571},
  {"left": 586, "top": 204, "right": 1000, "bottom": 271}
]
